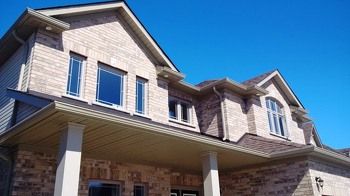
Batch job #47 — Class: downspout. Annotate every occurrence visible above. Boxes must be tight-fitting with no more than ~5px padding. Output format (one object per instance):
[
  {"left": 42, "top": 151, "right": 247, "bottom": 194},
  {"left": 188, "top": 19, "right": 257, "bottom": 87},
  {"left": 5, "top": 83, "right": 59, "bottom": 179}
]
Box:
[
  {"left": 12, "top": 30, "right": 30, "bottom": 91},
  {"left": 213, "top": 86, "right": 229, "bottom": 141},
  {"left": 10, "top": 30, "right": 32, "bottom": 126}
]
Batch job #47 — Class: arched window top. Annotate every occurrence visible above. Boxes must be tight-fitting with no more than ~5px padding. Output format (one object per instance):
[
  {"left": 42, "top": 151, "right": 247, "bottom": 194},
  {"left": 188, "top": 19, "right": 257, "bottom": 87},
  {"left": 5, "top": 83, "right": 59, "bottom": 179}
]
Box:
[
  {"left": 266, "top": 98, "right": 288, "bottom": 137},
  {"left": 266, "top": 98, "right": 284, "bottom": 115}
]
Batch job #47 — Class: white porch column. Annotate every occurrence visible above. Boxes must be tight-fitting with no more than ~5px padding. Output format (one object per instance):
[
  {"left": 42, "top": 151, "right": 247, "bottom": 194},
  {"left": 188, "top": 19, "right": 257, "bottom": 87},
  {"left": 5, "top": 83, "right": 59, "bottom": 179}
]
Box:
[
  {"left": 54, "top": 123, "right": 85, "bottom": 196},
  {"left": 201, "top": 151, "right": 220, "bottom": 196}
]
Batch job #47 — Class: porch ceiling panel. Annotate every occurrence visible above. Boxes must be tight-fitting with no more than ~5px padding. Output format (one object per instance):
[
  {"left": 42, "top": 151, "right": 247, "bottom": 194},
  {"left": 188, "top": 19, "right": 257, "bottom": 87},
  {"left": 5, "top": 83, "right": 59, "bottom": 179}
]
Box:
[{"left": 2, "top": 106, "right": 269, "bottom": 172}]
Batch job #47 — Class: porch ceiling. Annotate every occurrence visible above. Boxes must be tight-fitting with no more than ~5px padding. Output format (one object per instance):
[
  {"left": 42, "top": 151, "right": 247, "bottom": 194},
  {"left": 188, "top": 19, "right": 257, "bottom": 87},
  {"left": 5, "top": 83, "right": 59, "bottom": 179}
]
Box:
[{"left": 2, "top": 102, "right": 270, "bottom": 172}]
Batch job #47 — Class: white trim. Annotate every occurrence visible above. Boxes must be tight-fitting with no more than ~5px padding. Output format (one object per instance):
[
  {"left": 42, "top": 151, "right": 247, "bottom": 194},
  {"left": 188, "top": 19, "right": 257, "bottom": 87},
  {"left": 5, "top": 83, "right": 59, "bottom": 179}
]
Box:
[
  {"left": 65, "top": 54, "right": 85, "bottom": 98},
  {"left": 257, "top": 70, "right": 303, "bottom": 108},
  {"left": 92, "top": 101, "right": 130, "bottom": 114},
  {"left": 135, "top": 77, "right": 147, "bottom": 115},
  {"left": 168, "top": 97, "right": 192, "bottom": 125},
  {"left": 38, "top": 2, "right": 179, "bottom": 72}
]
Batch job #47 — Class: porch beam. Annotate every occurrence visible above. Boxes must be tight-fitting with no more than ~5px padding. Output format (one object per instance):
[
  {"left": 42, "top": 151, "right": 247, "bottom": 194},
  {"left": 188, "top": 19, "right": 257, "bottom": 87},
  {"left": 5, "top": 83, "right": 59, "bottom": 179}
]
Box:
[
  {"left": 202, "top": 151, "right": 220, "bottom": 196},
  {"left": 54, "top": 123, "right": 85, "bottom": 196}
]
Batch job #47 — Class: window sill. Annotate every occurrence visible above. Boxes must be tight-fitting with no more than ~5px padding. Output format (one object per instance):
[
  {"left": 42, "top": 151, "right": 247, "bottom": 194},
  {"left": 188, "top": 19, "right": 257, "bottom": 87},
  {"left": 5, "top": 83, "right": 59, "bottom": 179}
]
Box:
[
  {"left": 133, "top": 112, "right": 151, "bottom": 120},
  {"left": 269, "top": 132, "right": 290, "bottom": 141},
  {"left": 62, "top": 94, "right": 89, "bottom": 103},
  {"left": 92, "top": 101, "right": 130, "bottom": 114},
  {"left": 169, "top": 118, "right": 196, "bottom": 128}
]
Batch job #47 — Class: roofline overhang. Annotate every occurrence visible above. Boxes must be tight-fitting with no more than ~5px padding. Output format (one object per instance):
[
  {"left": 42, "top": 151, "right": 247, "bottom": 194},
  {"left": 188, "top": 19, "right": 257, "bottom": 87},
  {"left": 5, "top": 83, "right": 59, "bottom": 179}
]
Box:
[
  {"left": 37, "top": 1, "right": 180, "bottom": 73},
  {"left": 0, "top": 8, "right": 70, "bottom": 65},
  {"left": 198, "top": 78, "right": 268, "bottom": 97},
  {"left": 2, "top": 90, "right": 350, "bottom": 168}
]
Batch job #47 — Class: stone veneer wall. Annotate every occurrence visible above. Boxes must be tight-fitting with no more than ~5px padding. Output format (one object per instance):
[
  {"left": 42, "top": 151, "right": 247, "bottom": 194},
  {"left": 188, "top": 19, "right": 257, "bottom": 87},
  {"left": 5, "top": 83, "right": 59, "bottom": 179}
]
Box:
[
  {"left": 220, "top": 158, "right": 314, "bottom": 196},
  {"left": 309, "top": 159, "right": 350, "bottom": 196},
  {"left": 9, "top": 150, "right": 202, "bottom": 196},
  {"left": 10, "top": 150, "right": 350, "bottom": 196}
]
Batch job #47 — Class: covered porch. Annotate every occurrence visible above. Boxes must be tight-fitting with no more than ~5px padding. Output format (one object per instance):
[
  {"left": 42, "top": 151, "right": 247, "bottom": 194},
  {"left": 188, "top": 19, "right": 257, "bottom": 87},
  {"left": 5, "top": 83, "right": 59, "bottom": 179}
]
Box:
[{"left": 1, "top": 100, "right": 272, "bottom": 196}]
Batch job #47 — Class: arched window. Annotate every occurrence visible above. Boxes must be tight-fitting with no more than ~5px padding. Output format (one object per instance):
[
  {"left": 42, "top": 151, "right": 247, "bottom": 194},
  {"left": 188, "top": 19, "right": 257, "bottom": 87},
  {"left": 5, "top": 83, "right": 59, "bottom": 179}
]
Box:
[{"left": 266, "top": 98, "right": 288, "bottom": 137}]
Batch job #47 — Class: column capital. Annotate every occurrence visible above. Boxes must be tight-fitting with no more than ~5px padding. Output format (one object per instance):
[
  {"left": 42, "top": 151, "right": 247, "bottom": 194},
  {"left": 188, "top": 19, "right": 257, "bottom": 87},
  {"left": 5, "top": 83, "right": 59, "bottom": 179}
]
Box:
[{"left": 201, "top": 151, "right": 217, "bottom": 158}]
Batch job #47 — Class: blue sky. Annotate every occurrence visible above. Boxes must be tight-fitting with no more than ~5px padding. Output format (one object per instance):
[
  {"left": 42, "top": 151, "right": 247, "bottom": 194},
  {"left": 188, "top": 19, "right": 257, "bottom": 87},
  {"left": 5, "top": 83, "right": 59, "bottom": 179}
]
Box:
[{"left": 1, "top": 0, "right": 349, "bottom": 148}]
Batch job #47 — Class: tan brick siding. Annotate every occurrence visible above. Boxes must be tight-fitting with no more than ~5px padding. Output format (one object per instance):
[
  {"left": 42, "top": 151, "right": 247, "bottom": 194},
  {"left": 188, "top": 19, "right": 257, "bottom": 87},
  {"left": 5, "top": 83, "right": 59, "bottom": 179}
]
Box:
[
  {"left": 28, "top": 11, "right": 170, "bottom": 125},
  {"left": 223, "top": 91, "right": 249, "bottom": 142},
  {"left": 309, "top": 159, "right": 350, "bottom": 196},
  {"left": 220, "top": 159, "right": 314, "bottom": 196},
  {"left": 196, "top": 93, "right": 223, "bottom": 138}
]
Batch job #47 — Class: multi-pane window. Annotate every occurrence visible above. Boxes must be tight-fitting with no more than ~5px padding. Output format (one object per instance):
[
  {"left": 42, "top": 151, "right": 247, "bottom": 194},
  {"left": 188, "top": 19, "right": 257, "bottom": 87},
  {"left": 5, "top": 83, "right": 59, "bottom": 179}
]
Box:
[
  {"left": 266, "top": 98, "right": 288, "bottom": 137},
  {"left": 168, "top": 98, "right": 191, "bottom": 124},
  {"left": 88, "top": 181, "right": 120, "bottom": 196},
  {"left": 96, "top": 64, "right": 124, "bottom": 108},
  {"left": 136, "top": 78, "right": 147, "bottom": 114},
  {"left": 134, "top": 184, "right": 146, "bottom": 196},
  {"left": 66, "top": 54, "right": 84, "bottom": 97}
]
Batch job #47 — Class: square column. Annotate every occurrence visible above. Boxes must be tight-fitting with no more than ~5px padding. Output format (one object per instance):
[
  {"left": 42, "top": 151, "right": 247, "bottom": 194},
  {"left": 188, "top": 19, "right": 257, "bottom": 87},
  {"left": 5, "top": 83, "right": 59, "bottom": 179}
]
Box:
[
  {"left": 54, "top": 123, "right": 85, "bottom": 196},
  {"left": 202, "top": 151, "right": 220, "bottom": 196}
]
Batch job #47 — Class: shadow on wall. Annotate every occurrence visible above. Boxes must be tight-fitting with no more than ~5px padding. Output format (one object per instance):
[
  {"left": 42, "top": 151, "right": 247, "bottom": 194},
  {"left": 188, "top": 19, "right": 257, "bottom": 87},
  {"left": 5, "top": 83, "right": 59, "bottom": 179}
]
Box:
[
  {"left": 196, "top": 94, "right": 224, "bottom": 138},
  {"left": 220, "top": 159, "right": 313, "bottom": 196}
]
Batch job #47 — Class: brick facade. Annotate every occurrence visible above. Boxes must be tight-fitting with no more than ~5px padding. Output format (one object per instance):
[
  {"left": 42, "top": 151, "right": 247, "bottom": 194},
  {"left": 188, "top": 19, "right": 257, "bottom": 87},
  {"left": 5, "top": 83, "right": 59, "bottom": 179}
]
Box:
[
  {"left": 9, "top": 150, "right": 203, "bottom": 196},
  {"left": 11, "top": 150, "right": 350, "bottom": 196},
  {"left": 220, "top": 159, "right": 314, "bottom": 196}
]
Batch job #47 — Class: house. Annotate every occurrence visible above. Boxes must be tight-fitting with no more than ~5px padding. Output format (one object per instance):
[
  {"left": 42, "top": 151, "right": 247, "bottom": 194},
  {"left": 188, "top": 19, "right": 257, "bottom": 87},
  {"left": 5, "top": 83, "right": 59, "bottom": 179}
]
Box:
[{"left": 0, "top": 1, "right": 349, "bottom": 196}]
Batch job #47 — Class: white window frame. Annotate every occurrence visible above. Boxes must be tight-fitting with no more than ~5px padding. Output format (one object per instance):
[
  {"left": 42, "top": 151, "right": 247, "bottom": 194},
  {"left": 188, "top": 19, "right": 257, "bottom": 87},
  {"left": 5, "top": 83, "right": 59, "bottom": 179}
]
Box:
[
  {"left": 168, "top": 97, "right": 192, "bottom": 124},
  {"left": 135, "top": 77, "right": 147, "bottom": 115},
  {"left": 66, "top": 54, "right": 85, "bottom": 98},
  {"left": 96, "top": 63, "right": 125, "bottom": 109},
  {"left": 266, "top": 98, "right": 288, "bottom": 138}
]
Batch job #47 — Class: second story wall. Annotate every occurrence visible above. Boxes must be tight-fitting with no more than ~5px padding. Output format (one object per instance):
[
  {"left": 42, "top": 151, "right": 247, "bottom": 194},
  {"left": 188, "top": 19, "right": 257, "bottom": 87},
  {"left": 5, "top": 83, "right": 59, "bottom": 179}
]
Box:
[
  {"left": 223, "top": 91, "right": 249, "bottom": 142},
  {"left": 27, "top": 11, "right": 171, "bottom": 124},
  {"left": 250, "top": 79, "right": 306, "bottom": 144}
]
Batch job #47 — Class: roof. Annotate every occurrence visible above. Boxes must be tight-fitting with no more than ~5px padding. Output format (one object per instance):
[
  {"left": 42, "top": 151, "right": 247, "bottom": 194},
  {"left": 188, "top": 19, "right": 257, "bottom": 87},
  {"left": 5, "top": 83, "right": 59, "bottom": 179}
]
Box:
[
  {"left": 237, "top": 133, "right": 305, "bottom": 154},
  {"left": 195, "top": 80, "right": 218, "bottom": 87},
  {"left": 242, "top": 70, "right": 276, "bottom": 86},
  {"left": 0, "top": 0, "right": 180, "bottom": 72}
]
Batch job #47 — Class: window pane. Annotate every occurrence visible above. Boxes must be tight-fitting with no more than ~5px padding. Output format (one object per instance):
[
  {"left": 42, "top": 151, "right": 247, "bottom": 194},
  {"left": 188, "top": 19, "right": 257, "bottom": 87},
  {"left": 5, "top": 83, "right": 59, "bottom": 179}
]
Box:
[
  {"left": 181, "top": 103, "right": 189, "bottom": 123},
  {"left": 134, "top": 185, "right": 145, "bottom": 196},
  {"left": 67, "top": 56, "right": 83, "bottom": 96},
  {"left": 169, "top": 100, "right": 177, "bottom": 119},
  {"left": 96, "top": 67, "right": 123, "bottom": 106},
  {"left": 270, "top": 100, "right": 276, "bottom": 112},
  {"left": 136, "top": 79, "right": 145, "bottom": 114},
  {"left": 273, "top": 114, "right": 280, "bottom": 135},
  {"left": 88, "top": 181, "right": 120, "bottom": 196},
  {"left": 279, "top": 115, "right": 287, "bottom": 136},
  {"left": 267, "top": 111, "right": 274, "bottom": 132},
  {"left": 266, "top": 99, "right": 270, "bottom": 109}
]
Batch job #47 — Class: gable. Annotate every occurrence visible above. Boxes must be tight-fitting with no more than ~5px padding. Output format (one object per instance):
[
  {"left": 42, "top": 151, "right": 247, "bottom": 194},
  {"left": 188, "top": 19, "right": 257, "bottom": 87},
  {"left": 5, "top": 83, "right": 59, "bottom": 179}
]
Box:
[
  {"left": 0, "top": 1, "right": 179, "bottom": 73},
  {"left": 257, "top": 70, "right": 303, "bottom": 108},
  {"left": 36, "top": 1, "right": 179, "bottom": 72}
]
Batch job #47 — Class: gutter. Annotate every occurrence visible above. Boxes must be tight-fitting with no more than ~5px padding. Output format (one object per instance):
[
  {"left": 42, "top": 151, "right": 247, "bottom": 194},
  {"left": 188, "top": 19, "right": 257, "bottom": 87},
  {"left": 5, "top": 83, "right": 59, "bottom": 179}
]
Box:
[{"left": 213, "top": 86, "right": 229, "bottom": 141}]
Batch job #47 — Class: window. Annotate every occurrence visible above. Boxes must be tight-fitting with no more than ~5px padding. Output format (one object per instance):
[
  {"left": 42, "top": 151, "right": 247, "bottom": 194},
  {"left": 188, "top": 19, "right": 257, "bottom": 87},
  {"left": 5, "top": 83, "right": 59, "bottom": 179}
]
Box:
[
  {"left": 96, "top": 64, "right": 124, "bottom": 108},
  {"left": 88, "top": 181, "right": 120, "bottom": 196},
  {"left": 168, "top": 98, "right": 191, "bottom": 124},
  {"left": 171, "top": 189, "right": 199, "bottom": 196},
  {"left": 66, "top": 54, "right": 84, "bottom": 97},
  {"left": 169, "top": 99, "right": 177, "bottom": 120},
  {"left": 136, "top": 78, "right": 147, "bottom": 114},
  {"left": 134, "top": 184, "right": 146, "bottom": 196},
  {"left": 266, "top": 98, "right": 288, "bottom": 137}
]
